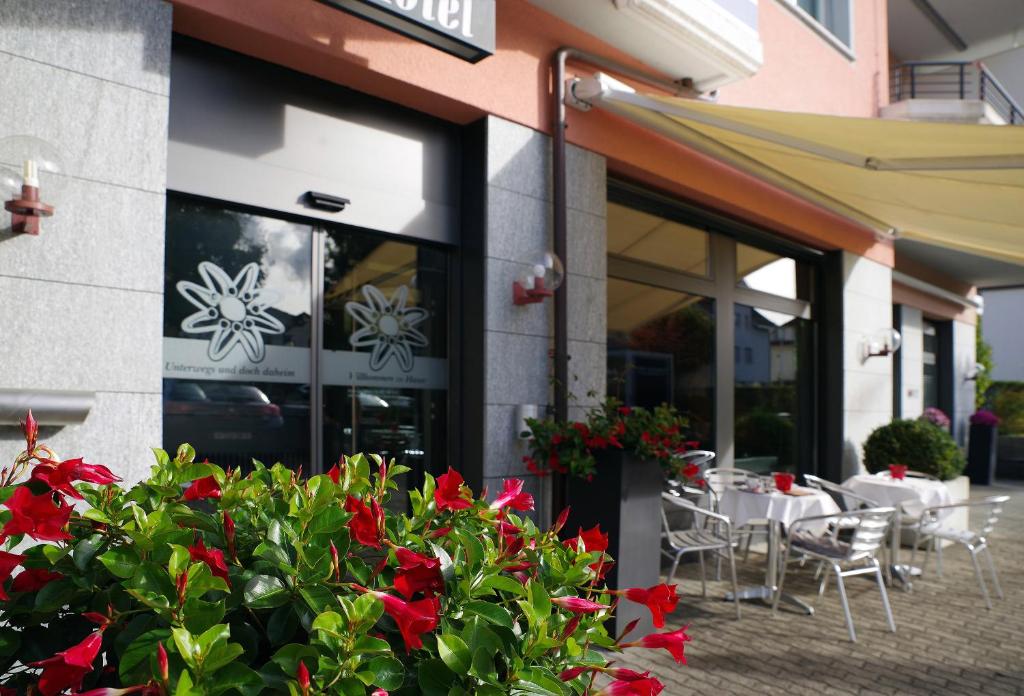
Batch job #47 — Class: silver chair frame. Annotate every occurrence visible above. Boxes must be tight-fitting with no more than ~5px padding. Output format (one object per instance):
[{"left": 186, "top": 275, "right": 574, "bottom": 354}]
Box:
[
  {"left": 910, "top": 495, "right": 1009, "bottom": 610},
  {"left": 704, "top": 467, "right": 769, "bottom": 564},
  {"left": 661, "top": 492, "right": 742, "bottom": 619},
  {"left": 773, "top": 507, "right": 897, "bottom": 642}
]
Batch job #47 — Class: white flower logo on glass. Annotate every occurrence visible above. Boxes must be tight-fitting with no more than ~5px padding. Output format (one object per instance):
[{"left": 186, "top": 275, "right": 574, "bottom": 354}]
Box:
[
  {"left": 346, "top": 285, "right": 428, "bottom": 372},
  {"left": 176, "top": 261, "right": 284, "bottom": 362}
]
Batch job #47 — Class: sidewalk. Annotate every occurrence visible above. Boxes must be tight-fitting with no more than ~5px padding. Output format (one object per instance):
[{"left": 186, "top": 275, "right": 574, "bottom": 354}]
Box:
[{"left": 617, "top": 482, "right": 1024, "bottom": 695}]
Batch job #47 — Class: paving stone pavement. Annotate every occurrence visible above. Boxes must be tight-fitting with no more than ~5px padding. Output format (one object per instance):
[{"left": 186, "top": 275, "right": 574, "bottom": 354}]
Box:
[{"left": 614, "top": 481, "right": 1024, "bottom": 695}]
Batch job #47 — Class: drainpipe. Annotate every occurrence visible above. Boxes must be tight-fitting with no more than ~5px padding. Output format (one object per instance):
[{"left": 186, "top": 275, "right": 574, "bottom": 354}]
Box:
[{"left": 550, "top": 48, "right": 699, "bottom": 511}]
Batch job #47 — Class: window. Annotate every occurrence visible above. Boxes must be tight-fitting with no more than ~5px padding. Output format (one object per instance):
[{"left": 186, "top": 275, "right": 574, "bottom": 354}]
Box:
[
  {"left": 784, "top": 0, "right": 852, "bottom": 50},
  {"left": 923, "top": 320, "right": 939, "bottom": 410},
  {"left": 607, "top": 202, "right": 710, "bottom": 278}
]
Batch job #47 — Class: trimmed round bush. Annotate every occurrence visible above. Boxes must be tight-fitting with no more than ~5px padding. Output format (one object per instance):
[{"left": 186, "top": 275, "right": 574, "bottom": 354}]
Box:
[{"left": 863, "top": 418, "right": 966, "bottom": 481}]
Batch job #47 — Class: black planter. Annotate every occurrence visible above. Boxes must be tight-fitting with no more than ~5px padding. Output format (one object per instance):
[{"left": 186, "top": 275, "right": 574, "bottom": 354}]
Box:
[
  {"left": 563, "top": 451, "right": 663, "bottom": 637},
  {"left": 967, "top": 423, "right": 998, "bottom": 485}
]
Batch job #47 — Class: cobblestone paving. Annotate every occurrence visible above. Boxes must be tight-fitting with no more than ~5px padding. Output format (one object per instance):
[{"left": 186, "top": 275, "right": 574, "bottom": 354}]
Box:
[{"left": 615, "top": 482, "right": 1024, "bottom": 695}]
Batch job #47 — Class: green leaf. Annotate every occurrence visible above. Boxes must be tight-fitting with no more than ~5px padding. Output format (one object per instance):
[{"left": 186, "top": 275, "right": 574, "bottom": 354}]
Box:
[
  {"left": 205, "top": 641, "right": 244, "bottom": 673},
  {"left": 368, "top": 656, "right": 405, "bottom": 690},
  {"left": 418, "top": 658, "right": 457, "bottom": 696},
  {"left": 431, "top": 542, "right": 455, "bottom": 584},
  {"left": 172, "top": 627, "right": 199, "bottom": 670},
  {"left": 479, "top": 574, "right": 527, "bottom": 597},
  {"left": 182, "top": 597, "right": 226, "bottom": 635},
  {"left": 208, "top": 663, "right": 264, "bottom": 696},
  {"left": 267, "top": 605, "right": 299, "bottom": 645},
  {"left": 34, "top": 578, "right": 76, "bottom": 613},
  {"left": 168, "top": 544, "right": 191, "bottom": 579},
  {"left": 352, "top": 635, "right": 391, "bottom": 654},
  {"left": 73, "top": 534, "right": 105, "bottom": 571},
  {"left": 437, "top": 633, "right": 472, "bottom": 675},
  {"left": 243, "top": 574, "right": 289, "bottom": 609},
  {"left": 462, "top": 617, "right": 502, "bottom": 657},
  {"left": 515, "top": 667, "right": 568, "bottom": 696},
  {"left": 299, "top": 584, "right": 337, "bottom": 615},
  {"left": 119, "top": 629, "right": 170, "bottom": 684},
  {"left": 308, "top": 505, "right": 346, "bottom": 535},
  {"left": 311, "top": 610, "right": 344, "bottom": 637},
  {"left": 528, "top": 580, "right": 551, "bottom": 620},
  {"left": 0, "top": 628, "right": 21, "bottom": 657},
  {"left": 270, "top": 643, "right": 320, "bottom": 676},
  {"left": 98, "top": 546, "right": 140, "bottom": 579},
  {"left": 470, "top": 647, "right": 497, "bottom": 682},
  {"left": 463, "top": 601, "right": 513, "bottom": 629},
  {"left": 352, "top": 591, "right": 383, "bottom": 627},
  {"left": 176, "top": 443, "right": 197, "bottom": 465}
]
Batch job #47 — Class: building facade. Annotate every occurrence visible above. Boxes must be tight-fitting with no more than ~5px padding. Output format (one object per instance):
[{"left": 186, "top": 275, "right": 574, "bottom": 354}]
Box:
[{"left": 0, "top": 0, "right": 1005, "bottom": 521}]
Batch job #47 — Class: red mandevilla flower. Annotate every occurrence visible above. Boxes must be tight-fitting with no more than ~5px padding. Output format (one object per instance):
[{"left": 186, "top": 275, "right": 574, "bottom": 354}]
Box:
[
  {"left": 599, "top": 675, "right": 665, "bottom": 696},
  {"left": 489, "top": 478, "right": 534, "bottom": 512},
  {"left": 183, "top": 475, "right": 221, "bottom": 501},
  {"left": 622, "top": 626, "right": 692, "bottom": 665},
  {"left": 551, "top": 506, "right": 571, "bottom": 535},
  {"left": 371, "top": 690, "right": 389, "bottom": 696},
  {"left": 0, "top": 550, "right": 26, "bottom": 600},
  {"left": 223, "top": 511, "right": 236, "bottom": 559},
  {"left": 297, "top": 660, "right": 311, "bottom": 696},
  {"left": 434, "top": 467, "right": 472, "bottom": 512},
  {"left": 189, "top": 538, "right": 231, "bottom": 585},
  {"left": 559, "top": 666, "right": 590, "bottom": 681},
  {"left": 345, "top": 495, "right": 383, "bottom": 549},
  {"left": 29, "top": 630, "right": 104, "bottom": 696},
  {"left": 624, "top": 584, "right": 679, "bottom": 629},
  {"left": 563, "top": 524, "right": 610, "bottom": 576},
  {"left": 11, "top": 567, "right": 63, "bottom": 593},
  {"left": 327, "top": 461, "right": 342, "bottom": 485},
  {"left": 373, "top": 591, "right": 440, "bottom": 652},
  {"left": 2, "top": 487, "right": 73, "bottom": 541},
  {"left": 393, "top": 547, "right": 444, "bottom": 599},
  {"left": 551, "top": 596, "right": 609, "bottom": 614},
  {"left": 30, "top": 458, "right": 120, "bottom": 500}
]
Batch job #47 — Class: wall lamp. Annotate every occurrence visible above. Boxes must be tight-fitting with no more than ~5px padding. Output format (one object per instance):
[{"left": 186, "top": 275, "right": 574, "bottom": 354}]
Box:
[
  {"left": 964, "top": 362, "right": 987, "bottom": 382},
  {"left": 513, "top": 252, "right": 564, "bottom": 306},
  {"left": 0, "top": 136, "right": 62, "bottom": 236},
  {"left": 863, "top": 328, "right": 902, "bottom": 359}
]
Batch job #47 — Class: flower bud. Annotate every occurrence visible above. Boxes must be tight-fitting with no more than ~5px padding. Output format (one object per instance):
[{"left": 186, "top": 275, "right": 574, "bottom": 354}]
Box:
[
  {"left": 329, "top": 541, "right": 340, "bottom": 582},
  {"left": 297, "top": 660, "right": 311, "bottom": 696},
  {"left": 157, "top": 642, "right": 169, "bottom": 683},
  {"left": 176, "top": 571, "right": 188, "bottom": 606},
  {"left": 22, "top": 409, "right": 38, "bottom": 452}
]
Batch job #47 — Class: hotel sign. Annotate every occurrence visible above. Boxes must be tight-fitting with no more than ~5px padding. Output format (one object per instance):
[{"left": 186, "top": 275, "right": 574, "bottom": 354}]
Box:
[{"left": 320, "top": 0, "right": 496, "bottom": 63}]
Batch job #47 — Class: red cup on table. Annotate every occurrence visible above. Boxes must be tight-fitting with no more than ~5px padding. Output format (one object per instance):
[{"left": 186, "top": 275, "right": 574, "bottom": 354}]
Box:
[
  {"left": 889, "top": 464, "right": 908, "bottom": 480},
  {"left": 772, "top": 471, "right": 795, "bottom": 493}
]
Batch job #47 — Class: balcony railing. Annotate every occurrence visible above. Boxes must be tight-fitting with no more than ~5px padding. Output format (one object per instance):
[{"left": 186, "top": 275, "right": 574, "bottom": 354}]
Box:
[{"left": 890, "top": 61, "right": 1023, "bottom": 125}]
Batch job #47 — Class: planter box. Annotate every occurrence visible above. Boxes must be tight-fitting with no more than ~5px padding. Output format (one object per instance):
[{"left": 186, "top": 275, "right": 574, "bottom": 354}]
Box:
[
  {"left": 563, "top": 451, "right": 663, "bottom": 637},
  {"left": 997, "top": 435, "right": 1024, "bottom": 479},
  {"left": 899, "top": 475, "right": 970, "bottom": 549},
  {"left": 966, "top": 424, "right": 998, "bottom": 485}
]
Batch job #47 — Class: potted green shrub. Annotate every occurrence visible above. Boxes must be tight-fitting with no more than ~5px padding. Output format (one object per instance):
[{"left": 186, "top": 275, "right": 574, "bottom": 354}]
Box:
[
  {"left": 0, "top": 412, "right": 686, "bottom": 694},
  {"left": 522, "top": 400, "right": 698, "bottom": 636},
  {"left": 862, "top": 417, "right": 966, "bottom": 481}
]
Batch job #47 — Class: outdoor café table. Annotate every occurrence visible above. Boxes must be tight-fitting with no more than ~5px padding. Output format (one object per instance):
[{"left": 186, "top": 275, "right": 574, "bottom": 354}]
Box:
[
  {"left": 718, "top": 485, "right": 841, "bottom": 614},
  {"left": 842, "top": 473, "right": 955, "bottom": 587}
]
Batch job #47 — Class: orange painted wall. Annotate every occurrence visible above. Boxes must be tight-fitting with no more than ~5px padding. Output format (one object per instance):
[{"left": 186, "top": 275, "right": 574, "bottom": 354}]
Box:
[
  {"left": 171, "top": 0, "right": 893, "bottom": 265},
  {"left": 717, "top": 0, "right": 889, "bottom": 117}
]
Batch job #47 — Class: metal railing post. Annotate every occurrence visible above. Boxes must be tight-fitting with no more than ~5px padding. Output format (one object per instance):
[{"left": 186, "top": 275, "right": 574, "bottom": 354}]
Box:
[
  {"left": 959, "top": 63, "right": 965, "bottom": 99},
  {"left": 910, "top": 64, "right": 916, "bottom": 99}
]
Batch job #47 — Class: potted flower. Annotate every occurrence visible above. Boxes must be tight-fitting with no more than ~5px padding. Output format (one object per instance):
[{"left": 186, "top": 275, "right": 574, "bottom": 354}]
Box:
[
  {"left": 0, "top": 411, "right": 687, "bottom": 694},
  {"left": 522, "top": 400, "right": 698, "bottom": 636},
  {"left": 967, "top": 409, "right": 1000, "bottom": 485}
]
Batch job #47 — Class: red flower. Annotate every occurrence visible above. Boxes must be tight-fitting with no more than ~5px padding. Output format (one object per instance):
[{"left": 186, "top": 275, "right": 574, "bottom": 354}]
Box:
[
  {"left": 551, "top": 506, "right": 571, "bottom": 535},
  {"left": 11, "top": 567, "right": 62, "bottom": 593},
  {"left": 617, "top": 406, "right": 631, "bottom": 416},
  {"left": 371, "top": 690, "right": 389, "bottom": 696},
  {"left": 622, "top": 626, "right": 692, "bottom": 665},
  {"left": 551, "top": 596, "right": 609, "bottom": 614},
  {"left": 599, "top": 675, "right": 664, "bottom": 696},
  {"left": 393, "top": 547, "right": 444, "bottom": 599},
  {"left": 188, "top": 539, "right": 230, "bottom": 585},
  {"left": 434, "top": 468, "right": 472, "bottom": 512},
  {"left": 572, "top": 422, "right": 590, "bottom": 438},
  {"left": 624, "top": 584, "right": 679, "bottom": 629},
  {"left": 682, "top": 463, "right": 700, "bottom": 480},
  {"left": 30, "top": 458, "right": 120, "bottom": 500},
  {"left": 327, "top": 461, "right": 342, "bottom": 485},
  {"left": 0, "top": 550, "right": 26, "bottom": 600},
  {"left": 490, "top": 478, "right": 534, "bottom": 512},
  {"left": 29, "top": 630, "right": 103, "bottom": 696},
  {"left": 223, "top": 511, "right": 236, "bottom": 559},
  {"left": 183, "top": 475, "right": 221, "bottom": 501},
  {"left": 551, "top": 434, "right": 564, "bottom": 446},
  {"left": 157, "top": 642, "right": 169, "bottom": 683},
  {"left": 2, "top": 487, "right": 72, "bottom": 541},
  {"left": 560, "top": 666, "right": 590, "bottom": 681},
  {"left": 563, "top": 525, "right": 609, "bottom": 555},
  {"left": 345, "top": 495, "right": 384, "bottom": 549},
  {"left": 373, "top": 592, "right": 440, "bottom": 652},
  {"left": 297, "top": 660, "right": 311, "bottom": 696},
  {"left": 22, "top": 409, "right": 38, "bottom": 452}
]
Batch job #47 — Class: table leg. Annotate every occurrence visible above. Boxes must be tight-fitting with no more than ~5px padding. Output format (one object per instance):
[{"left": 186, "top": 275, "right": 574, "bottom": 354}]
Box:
[
  {"left": 724, "top": 520, "right": 814, "bottom": 615},
  {"left": 887, "top": 508, "right": 922, "bottom": 591}
]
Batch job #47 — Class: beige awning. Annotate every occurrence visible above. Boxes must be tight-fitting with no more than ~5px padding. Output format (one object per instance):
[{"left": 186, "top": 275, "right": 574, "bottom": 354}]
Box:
[{"left": 573, "top": 74, "right": 1024, "bottom": 265}]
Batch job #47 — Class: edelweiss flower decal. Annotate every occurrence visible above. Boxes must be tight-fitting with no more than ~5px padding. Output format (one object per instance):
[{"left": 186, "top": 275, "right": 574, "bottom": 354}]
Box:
[
  {"left": 346, "top": 285, "right": 428, "bottom": 372},
  {"left": 176, "top": 261, "right": 284, "bottom": 362}
]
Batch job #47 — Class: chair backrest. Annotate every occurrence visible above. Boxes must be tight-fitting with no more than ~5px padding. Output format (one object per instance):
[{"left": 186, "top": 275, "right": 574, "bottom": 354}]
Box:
[
  {"left": 977, "top": 495, "right": 1011, "bottom": 537},
  {"left": 661, "top": 492, "right": 728, "bottom": 539},
  {"left": 804, "top": 474, "right": 880, "bottom": 512},
  {"left": 843, "top": 507, "right": 896, "bottom": 561},
  {"left": 921, "top": 495, "right": 1011, "bottom": 539},
  {"left": 674, "top": 450, "right": 716, "bottom": 470},
  {"left": 704, "top": 467, "right": 756, "bottom": 492}
]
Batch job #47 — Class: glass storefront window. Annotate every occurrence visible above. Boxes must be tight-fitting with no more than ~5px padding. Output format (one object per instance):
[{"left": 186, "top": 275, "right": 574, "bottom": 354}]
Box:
[
  {"left": 163, "top": 197, "right": 313, "bottom": 470},
  {"left": 607, "top": 202, "right": 710, "bottom": 278},
  {"left": 607, "top": 278, "right": 715, "bottom": 450},
  {"left": 923, "top": 319, "right": 938, "bottom": 410},
  {"left": 321, "top": 229, "right": 448, "bottom": 503},
  {"left": 736, "top": 243, "right": 812, "bottom": 301},
  {"left": 734, "top": 304, "right": 811, "bottom": 474}
]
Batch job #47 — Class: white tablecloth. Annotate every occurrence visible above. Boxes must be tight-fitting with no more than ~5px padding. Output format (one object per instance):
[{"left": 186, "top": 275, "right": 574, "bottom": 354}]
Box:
[
  {"left": 719, "top": 486, "right": 840, "bottom": 535},
  {"left": 842, "top": 474, "right": 954, "bottom": 518}
]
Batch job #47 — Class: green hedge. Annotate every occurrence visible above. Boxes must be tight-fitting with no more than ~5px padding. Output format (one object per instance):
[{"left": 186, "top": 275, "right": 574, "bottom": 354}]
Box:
[
  {"left": 988, "top": 381, "right": 1024, "bottom": 435},
  {"left": 863, "top": 418, "right": 966, "bottom": 481}
]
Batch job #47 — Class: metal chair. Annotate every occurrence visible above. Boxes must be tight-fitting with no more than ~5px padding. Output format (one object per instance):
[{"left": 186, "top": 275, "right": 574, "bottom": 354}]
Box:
[
  {"left": 661, "top": 493, "right": 742, "bottom": 619},
  {"left": 704, "top": 467, "right": 769, "bottom": 562},
  {"left": 910, "top": 495, "right": 1010, "bottom": 610},
  {"left": 665, "top": 450, "right": 716, "bottom": 497},
  {"left": 773, "top": 507, "right": 897, "bottom": 642}
]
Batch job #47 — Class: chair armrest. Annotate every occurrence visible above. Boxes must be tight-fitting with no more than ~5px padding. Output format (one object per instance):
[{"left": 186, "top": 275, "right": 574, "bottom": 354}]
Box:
[{"left": 661, "top": 494, "right": 733, "bottom": 530}]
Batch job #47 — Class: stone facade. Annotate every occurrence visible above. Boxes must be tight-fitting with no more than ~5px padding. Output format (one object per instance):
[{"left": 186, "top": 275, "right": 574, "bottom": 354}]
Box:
[{"left": 0, "top": 0, "right": 171, "bottom": 482}]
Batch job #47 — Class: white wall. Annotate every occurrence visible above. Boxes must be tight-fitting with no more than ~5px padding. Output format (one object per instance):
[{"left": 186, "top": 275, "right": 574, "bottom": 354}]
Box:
[
  {"left": 899, "top": 306, "right": 925, "bottom": 419},
  {"left": 842, "top": 253, "right": 894, "bottom": 478},
  {"left": 952, "top": 320, "right": 977, "bottom": 447},
  {"left": 980, "top": 287, "right": 1024, "bottom": 382}
]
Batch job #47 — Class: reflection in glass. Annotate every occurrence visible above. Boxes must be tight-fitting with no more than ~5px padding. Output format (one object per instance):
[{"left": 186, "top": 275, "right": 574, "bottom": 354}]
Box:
[
  {"left": 322, "top": 230, "right": 448, "bottom": 507},
  {"left": 163, "top": 197, "right": 312, "bottom": 470},
  {"left": 606, "top": 278, "right": 715, "bottom": 449},
  {"left": 923, "top": 320, "right": 938, "bottom": 410},
  {"left": 734, "top": 304, "right": 811, "bottom": 474},
  {"left": 607, "top": 202, "right": 709, "bottom": 278},
  {"left": 736, "top": 243, "right": 812, "bottom": 301}
]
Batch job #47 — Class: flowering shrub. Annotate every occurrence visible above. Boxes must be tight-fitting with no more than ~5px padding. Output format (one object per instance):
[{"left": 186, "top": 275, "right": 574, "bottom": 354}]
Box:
[
  {"left": 0, "top": 412, "right": 688, "bottom": 694},
  {"left": 919, "top": 407, "right": 951, "bottom": 430},
  {"left": 970, "top": 409, "right": 1000, "bottom": 427},
  {"left": 522, "top": 399, "right": 698, "bottom": 480}
]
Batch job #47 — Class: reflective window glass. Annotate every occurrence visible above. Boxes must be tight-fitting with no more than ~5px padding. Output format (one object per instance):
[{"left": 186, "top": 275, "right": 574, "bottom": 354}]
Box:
[
  {"left": 163, "top": 197, "right": 313, "bottom": 470},
  {"left": 607, "top": 202, "right": 710, "bottom": 278},
  {"left": 607, "top": 278, "right": 715, "bottom": 450},
  {"left": 736, "top": 243, "right": 812, "bottom": 301}
]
